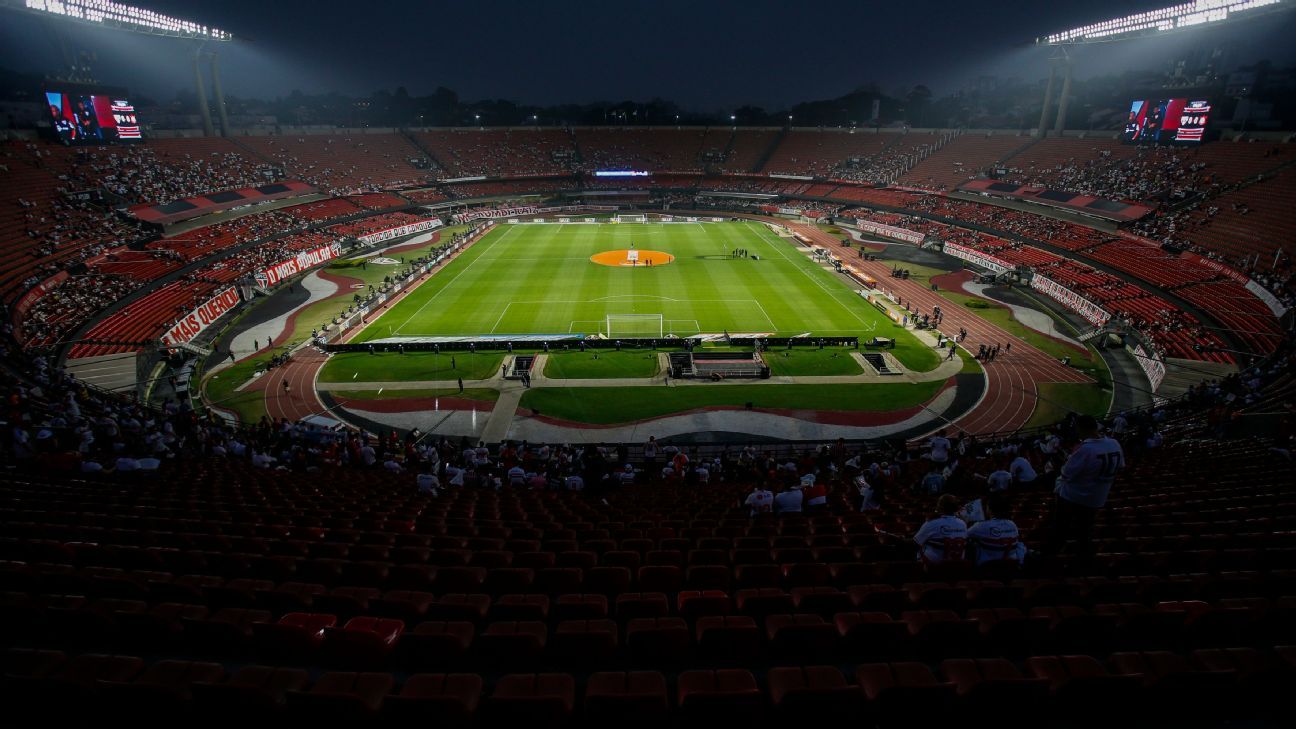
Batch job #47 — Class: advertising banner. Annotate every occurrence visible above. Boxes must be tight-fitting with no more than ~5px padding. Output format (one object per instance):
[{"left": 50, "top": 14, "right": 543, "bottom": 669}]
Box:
[{"left": 161, "top": 286, "right": 241, "bottom": 346}]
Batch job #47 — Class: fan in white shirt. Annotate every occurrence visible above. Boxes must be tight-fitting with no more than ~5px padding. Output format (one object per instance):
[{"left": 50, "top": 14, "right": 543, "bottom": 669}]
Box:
[
  {"left": 985, "top": 469, "right": 1013, "bottom": 492},
  {"left": 927, "top": 431, "right": 952, "bottom": 464},
  {"left": 967, "top": 493, "right": 1026, "bottom": 565},
  {"left": 913, "top": 494, "right": 968, "bottom": 564},
  {"left": 744, "top": 485, "right": 774, "bottom": 516},
  {"left": 1009, "top": 456, "right": 1037, "bottom": 483}
]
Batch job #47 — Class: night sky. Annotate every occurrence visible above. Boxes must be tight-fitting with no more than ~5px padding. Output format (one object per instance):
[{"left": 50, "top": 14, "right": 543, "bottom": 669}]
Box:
[{"left": 2, "top": 0, "right": 1294, "bottom": 109}]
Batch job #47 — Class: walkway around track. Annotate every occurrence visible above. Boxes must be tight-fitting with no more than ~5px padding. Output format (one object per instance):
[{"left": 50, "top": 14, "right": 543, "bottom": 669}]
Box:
[
  {"left": 225, "top": 228, "right": 494, "bottom": 423},
  {"left": 783, "top": 220, "right": 1093, "bottom": 435},
  {"left": 314, "top": 352, "right": 965, "bottom": 392}
]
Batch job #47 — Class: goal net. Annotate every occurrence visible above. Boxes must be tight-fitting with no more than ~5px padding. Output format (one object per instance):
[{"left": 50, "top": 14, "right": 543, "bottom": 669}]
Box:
[
  {"left": 616, "top": 214, "right": 647, "bottom": 223},
  {"left": 606, "top": 313, "right": 663, "bottom": 338}
]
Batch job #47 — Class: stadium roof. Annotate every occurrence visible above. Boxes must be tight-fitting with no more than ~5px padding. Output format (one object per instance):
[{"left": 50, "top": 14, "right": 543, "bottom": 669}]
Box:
[
  {"left": 1, "top": 0, "right": 232, "bottom": 41},
  {"left": 1038, "top": 0, "right": 1290, "bottom": 44}
]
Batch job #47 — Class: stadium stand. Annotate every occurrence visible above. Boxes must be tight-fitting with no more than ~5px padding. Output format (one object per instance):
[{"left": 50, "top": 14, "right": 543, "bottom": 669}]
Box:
[
  {"left": 283, "top": 198, "right": 363, "bottom": 222},
  {"left": 415, "top": 129, "right": 576, "bottom": 177},
  {"left": 762, "top": 130, "right": 893, "bottom": 178},
  {"left": 233, "top": 134, "right": 430, "bottom": 193},
  {"left": 898, "top": 133, "right": 1032, "bottom": 191},
  {"left": 0, "top": 338, "right": 1292, "bottom": 724},
  {"left": 719, "top": 130, "right": 782, "bottom": 173},
  {"left": 837, "top": 132, "right": 950, "bottom": 184},
  {"left": 347, "top": 192, "right": 410, "bottom": 211},
  {"left": 572, "top": 128, "right": 708, "bottom": 172},
  {"left": 69, "top": 137, "right": 281, "bottom": 205}
]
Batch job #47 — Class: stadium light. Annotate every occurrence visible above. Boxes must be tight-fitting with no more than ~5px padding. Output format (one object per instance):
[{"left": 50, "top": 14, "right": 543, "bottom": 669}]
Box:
[
  {"left": 5, "top": 0, "right": 232, "bottom": 40},
  {"left": 1038, "top": 0, "right": 1289, "bottom": 44}
]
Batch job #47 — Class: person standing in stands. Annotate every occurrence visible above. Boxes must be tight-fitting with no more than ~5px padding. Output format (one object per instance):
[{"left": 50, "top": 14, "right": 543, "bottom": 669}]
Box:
[
  {"left": 927, "top": 429, "right": 951, "bottom": 466},
  {"left": 913, "top": 494, "right": 967, "bottom": 564},
  {"left": 746, "top": 482, "right": 772, "bottom": 516},
  {"left": 1047, "top": 415, "right": 1124, "bottom": 559},
  {"left": 643, "top": 436, "right": 659, "bottom": 478}
]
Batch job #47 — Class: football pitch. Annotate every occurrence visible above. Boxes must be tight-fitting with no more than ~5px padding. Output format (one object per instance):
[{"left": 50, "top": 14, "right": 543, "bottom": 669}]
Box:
[{"left": 355, "top": 221, "right": 904, "bottom": 341}]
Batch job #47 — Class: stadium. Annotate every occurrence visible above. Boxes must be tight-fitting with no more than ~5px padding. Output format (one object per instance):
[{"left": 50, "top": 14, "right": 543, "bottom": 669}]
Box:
[{"left": 0, "top": 0, "right": 1294, "bottom": 724}]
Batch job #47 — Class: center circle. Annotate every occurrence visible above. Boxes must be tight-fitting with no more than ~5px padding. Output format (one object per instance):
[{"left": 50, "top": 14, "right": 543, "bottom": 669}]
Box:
[{"left": 590, "top": 249, "right": 675, "bottom": 267}]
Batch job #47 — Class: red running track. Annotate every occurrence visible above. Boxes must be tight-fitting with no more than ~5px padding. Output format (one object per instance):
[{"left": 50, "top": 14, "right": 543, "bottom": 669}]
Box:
[
  {"left": 244, "top": 227, "right": 495, "bottom": 423},
  {"left": 786, "top": 221, "right": 1093, "bottom": 436},
  {"left": 255, "top": 348, "right": 331, "bottom": 422}
]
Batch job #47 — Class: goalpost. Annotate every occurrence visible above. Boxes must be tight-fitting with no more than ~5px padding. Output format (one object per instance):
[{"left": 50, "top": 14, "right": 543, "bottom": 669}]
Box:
[
  {"left": 615, "top": 214, "right": 647, "bottom": 223},
  {"left": 605, "top": 313, "right": 663, "bottom": 338}
]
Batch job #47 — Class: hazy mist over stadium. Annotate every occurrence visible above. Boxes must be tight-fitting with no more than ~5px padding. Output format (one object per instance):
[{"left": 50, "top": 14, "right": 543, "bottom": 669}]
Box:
[{"left": 2, "top": 0, "right": 1296, "bottom": 113}]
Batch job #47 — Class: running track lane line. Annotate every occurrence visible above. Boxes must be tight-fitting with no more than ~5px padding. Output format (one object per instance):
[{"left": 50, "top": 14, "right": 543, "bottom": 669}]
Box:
[
  {"left": 255, "top": 228, "right": 497, "bottom": 423},
  {"left": 786, "top": 221, "right": 1092, "bottom": 434}
]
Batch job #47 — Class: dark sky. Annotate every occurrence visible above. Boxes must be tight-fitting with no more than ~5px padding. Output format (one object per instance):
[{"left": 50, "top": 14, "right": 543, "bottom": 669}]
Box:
[{"left": 2, "top": 0, "right": 1294, "bottom": 110}]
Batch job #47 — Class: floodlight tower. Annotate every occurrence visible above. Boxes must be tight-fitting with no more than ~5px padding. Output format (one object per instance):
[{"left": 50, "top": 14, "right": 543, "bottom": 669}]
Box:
[
  {"left": 1, "top": 0, "right": 236, "bottom": 136},
  {"left": 1035, "top": 0, "right": 1293, "bottom": 134}
]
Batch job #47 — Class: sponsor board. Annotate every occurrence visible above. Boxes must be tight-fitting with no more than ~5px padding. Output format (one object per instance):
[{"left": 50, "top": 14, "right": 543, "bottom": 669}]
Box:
[
  {"left": 855, "top": 218, "right": 924, "bottom": 244},
  {"left": 255, "top": 242, "right": 343, "bottom": 288},
  {"left": 1030, "top": 274, "right": 1112, "bottom": 327},
  {"left": 1128, "top": 343, "right": 1166, "bottom": 391},
  {"left": 356, "top": 218, "right": 443, "bottom": 245},
  {"left": 161, "top": 286, "right": 241, "bottom": 346},
  {"left": 943, "top": 241, "right": 1011, "bottom": 274}
]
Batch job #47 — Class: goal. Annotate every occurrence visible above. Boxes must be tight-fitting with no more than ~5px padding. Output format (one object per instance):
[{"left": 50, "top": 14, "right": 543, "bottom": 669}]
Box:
[
  {"left": 606, "top": 313, "right": 663, "bottom": 338},
  {"left": 615, "top": 214, "right": 647, "bottom": 223}
]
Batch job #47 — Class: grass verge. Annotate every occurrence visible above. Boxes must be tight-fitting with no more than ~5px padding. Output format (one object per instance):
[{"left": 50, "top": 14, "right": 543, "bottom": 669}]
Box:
[
  {"left": 518, "top": 380, "right": 946, "bottom": 424},
  {"left": 319, "top": 351, "right": 506, "bottom": 383},
  {"left": 543, "top": 350, "right": 661, "bottom": 379}
]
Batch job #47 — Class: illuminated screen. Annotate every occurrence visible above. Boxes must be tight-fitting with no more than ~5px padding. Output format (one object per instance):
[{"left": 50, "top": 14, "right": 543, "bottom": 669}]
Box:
[
  {"left": 1122, "top": 98, "right": 1211, "bottom": 144},
  {"left": 594, "top": 170, "right": 650, "bottom": 177},
  {"left": 45, "top": 89, "right": 143, "bottom": 144}
]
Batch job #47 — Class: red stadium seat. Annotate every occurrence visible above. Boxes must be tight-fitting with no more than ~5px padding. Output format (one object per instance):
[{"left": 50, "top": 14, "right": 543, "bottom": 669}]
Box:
[{"left": 382, "top": 673, "right": 482, "bottom": 727}]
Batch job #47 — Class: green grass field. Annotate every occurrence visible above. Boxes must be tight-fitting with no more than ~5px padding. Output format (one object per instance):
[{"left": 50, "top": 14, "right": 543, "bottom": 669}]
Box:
[
  {"left": 320, "top": 351, "right": 506, "bottom": 383},
  {"left": 543, "top": 350, "right": 661, "bottom": 379},
  {"left": 519, "top": 380, "right": 947, "bottom": 424},
  {"left": 354, "top": 222, "right": 930, "bottom": 363}
]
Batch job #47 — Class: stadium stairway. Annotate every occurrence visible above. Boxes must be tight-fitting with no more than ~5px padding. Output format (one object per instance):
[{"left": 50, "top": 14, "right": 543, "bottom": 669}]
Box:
[
  {"left": 401, "top": 131, "right": 449, "bottom": 174},
  {"left": 751, "top": 128, "right": 788, "bottom": 174}
]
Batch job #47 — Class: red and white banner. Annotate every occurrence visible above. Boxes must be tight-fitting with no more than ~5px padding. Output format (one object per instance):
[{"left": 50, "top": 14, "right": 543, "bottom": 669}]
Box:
[
  {"left": 1030, "top": 274, "right": 1112, "bottom": 327},
  {"left": 943, "top": 241, "right": 1012, "bottom": 274},
  {"left": 455, "top": 206, "right": 539, "bottom": 223},
  {"left": 855, "top": 218, "right": 923, "bottom": 244},
  {"left": 257, "top": 242, "right": 343, "bottom": 288},
  {"left": 161, "top": 286, "right": 241, "bottom": 346},
  {"left": 1128, "top": 342, "right": 1166, "bottom": 392},
  {"left": 357, "top": 218, "right": 442, "bottom": 245}
]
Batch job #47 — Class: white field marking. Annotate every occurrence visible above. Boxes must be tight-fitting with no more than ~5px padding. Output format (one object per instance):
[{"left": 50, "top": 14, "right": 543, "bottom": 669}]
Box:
[
  {"left": 667, "top": 319, "right": 701, "bottom": 334},
  {"left": 489, "top": 302, "right": 514, "bottom": 334},
  {"left": 744, "top": 222, "right": 877, "bottom": 329},
  {"left": 389, "top": 225, "right": 521, "bottom": 335},
  {"left": 495, "top": 298, "right": 767, "bottom": 307},
  {"left": 752, "top": 299, "right": 778, "bottom": 330},
  {"left": 591, "top": 294, "right": 681, "bottom": 302},
  {"left": 491, "top": 257, "right": 595, "bottom": 261},
  {"left": 569, "top": 320, "right": 604, "bottom": 333}
]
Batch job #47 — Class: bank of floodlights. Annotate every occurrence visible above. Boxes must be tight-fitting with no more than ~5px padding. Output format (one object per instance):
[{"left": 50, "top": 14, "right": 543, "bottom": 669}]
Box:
[
  {"left": 1038, "top": 0, "right": 1288, "bottom": 44},
  {"left": 4, "top": 0, "right": 232, "bottom": 40}
]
